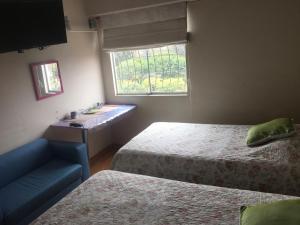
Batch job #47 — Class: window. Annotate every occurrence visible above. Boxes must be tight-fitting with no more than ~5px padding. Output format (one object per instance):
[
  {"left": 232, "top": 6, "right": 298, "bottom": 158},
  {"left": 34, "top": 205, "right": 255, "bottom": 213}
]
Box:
[
  {"left": 40, "top": 64, "right": 61, "bottom": 94},
  {"left": 110, "top": 44, "right": 188, "bottom": 95}
]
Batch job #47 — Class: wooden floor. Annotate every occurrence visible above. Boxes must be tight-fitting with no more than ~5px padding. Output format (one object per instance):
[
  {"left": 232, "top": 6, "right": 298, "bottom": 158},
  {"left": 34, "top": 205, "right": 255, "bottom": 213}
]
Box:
[{"left": 89, "top": 145, "right": 120, "bottom": 175}]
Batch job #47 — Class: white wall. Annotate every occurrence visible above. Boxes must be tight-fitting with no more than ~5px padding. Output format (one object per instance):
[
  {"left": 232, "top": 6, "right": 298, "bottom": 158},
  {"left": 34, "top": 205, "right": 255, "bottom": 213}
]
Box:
[
  {"left": 64, "top": 0, "right": 89, "bottom": 30},
  {"left": 0, "top": 0, "right": 105, "bottom": 154},
  {"left": 92, "top": 0, "right": 300, "bottom": 144},
  {"left": 187, "top": 0, "right": 300, "bottom": 124},
  {"left": 2, "top": 0, "right": 298, "bottom": 153}
]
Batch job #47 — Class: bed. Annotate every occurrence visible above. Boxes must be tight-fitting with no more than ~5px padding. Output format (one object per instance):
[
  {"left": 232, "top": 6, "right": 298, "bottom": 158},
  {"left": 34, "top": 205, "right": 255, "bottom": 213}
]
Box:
[
  {"left": 112, "top": 122, "right": 300, "bottom": 196},
  {"left": 31, "top": 170, "right": 295, "bottom": 225}
]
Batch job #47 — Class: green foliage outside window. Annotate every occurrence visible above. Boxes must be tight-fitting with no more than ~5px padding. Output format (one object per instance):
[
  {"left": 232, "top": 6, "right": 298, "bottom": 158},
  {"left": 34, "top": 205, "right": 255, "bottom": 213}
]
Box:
[{"left": 111, "top": 44, "right": 188, "bottom": 95}]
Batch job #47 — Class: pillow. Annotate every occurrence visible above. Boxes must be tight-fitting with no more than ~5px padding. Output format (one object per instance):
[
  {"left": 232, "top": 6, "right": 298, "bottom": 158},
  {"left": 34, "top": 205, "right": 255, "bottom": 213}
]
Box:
[
  {"left": 246, "top": 118, "right": 295, "bottom": 147},
  {"left": 240, "top": 199, "right": 300, "bottom": 225}
]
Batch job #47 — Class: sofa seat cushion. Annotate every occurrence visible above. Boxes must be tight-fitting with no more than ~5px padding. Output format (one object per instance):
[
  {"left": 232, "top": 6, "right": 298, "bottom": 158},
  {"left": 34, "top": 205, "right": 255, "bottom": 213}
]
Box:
[{"left": 0, "top": 159, "right": 82, "bottom": 225}]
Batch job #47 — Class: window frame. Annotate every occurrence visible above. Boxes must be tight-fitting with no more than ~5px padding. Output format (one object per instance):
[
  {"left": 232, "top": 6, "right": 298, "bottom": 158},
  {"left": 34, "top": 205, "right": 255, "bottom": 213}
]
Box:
[{"left": 110, "top": 43, "right": 189, "bottom": 97}]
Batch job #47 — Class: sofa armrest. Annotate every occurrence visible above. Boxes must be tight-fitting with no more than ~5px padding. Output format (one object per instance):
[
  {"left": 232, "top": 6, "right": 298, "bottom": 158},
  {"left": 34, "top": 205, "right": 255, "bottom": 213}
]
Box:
[{"left": 48, "top": 141, "right": 90, "bottom": 181}]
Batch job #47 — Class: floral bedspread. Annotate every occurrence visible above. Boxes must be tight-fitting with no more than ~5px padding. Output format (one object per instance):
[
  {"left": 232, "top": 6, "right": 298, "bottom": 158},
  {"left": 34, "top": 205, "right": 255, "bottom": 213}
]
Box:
[
  {"left": 31, "top": 170, "right": 295, "bottom": 225},
  {"left": 112, "top": 122, "right": 300, "bottom": 196}
]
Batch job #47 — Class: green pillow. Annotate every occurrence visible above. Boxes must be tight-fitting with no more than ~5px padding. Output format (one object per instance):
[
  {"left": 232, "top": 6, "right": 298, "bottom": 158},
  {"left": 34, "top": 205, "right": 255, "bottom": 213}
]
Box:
[
  {"left": 246, "top": 118, "right": 295, "bottom": 147},
  {"left": 240, "top": 199, "right": 300, "bottom": 225}
]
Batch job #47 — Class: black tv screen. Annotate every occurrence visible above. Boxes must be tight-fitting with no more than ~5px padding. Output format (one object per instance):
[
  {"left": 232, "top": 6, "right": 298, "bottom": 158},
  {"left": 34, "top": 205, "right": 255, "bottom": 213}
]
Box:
[{"left": 0, "top": 0, "right": 67, "bottom": 53}]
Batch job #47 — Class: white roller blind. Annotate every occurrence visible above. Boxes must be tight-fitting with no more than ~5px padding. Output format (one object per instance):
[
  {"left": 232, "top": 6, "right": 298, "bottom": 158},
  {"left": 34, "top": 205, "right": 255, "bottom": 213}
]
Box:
[{"left": 98, "top": 2, "right": 187, "bottom": 51}]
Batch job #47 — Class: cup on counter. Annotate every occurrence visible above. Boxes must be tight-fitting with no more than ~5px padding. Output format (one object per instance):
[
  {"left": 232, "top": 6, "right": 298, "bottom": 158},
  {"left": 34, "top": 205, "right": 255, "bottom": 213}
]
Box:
[{"left": 70, "top": 111, "right": 77, "bottom": 119}]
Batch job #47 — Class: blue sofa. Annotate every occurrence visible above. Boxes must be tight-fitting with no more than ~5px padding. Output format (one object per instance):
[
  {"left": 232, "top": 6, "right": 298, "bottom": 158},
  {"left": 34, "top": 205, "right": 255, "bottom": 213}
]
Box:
[{"left": 0, "top": 138, "right": 90, "bottom": 225}]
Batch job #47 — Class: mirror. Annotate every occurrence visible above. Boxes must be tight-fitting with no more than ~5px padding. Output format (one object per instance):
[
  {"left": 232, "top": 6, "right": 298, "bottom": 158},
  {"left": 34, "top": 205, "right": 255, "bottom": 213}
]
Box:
[{"left": 30, "top": 60, "right": 63, "bottom": 100}]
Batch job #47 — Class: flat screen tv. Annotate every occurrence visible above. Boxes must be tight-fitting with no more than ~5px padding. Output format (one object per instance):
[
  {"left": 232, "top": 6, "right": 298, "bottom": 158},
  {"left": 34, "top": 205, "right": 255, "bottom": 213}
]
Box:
[{"left": 0, "top": 0, "right": 67, "bottom": 54}]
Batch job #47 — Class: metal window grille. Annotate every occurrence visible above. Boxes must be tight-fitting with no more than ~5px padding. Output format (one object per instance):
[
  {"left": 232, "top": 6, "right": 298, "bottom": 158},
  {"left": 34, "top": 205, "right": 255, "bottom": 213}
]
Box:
[{"left": 110, "top": 44, "right": 188, "bottom": 95}]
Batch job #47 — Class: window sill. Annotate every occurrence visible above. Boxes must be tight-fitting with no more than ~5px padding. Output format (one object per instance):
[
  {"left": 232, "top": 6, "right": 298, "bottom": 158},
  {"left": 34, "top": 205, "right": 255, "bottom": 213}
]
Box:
[{"left": 115, "top": 93, "right": 189, "bottom": 97}]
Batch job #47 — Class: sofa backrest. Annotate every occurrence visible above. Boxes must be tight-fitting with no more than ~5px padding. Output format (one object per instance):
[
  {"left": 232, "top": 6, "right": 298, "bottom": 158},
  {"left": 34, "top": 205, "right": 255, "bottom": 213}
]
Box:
[{"left": 0, "top": 138, "right": 52, "bottom": 189}]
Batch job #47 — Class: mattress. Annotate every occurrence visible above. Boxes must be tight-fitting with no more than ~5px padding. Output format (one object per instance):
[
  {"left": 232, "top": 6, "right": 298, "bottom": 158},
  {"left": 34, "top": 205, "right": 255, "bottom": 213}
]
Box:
[
  {"left": 31, "top": 170, "right": 295, "bottom": 225},
  {"left": 112, "top": 122, "right": 300, "bottom": 196}
]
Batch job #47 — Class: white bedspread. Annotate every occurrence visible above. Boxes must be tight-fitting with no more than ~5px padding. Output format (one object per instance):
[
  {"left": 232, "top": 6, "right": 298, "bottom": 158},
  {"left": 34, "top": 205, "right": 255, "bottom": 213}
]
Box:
[
  {"left": 31, "top": 170, "right": 295, "bottom": 225},
  {"left": 112, "top": 122, "right": 300, "bottom": 196}
]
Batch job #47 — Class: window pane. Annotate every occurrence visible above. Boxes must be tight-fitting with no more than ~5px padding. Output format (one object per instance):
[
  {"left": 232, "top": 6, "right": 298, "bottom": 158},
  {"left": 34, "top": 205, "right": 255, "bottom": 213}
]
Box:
[
  {"left": 111, "top": 44, "right": 187, "bottom": 95},
  {"left": 112, "top": 50, "right": 149, "bottom": 94}
]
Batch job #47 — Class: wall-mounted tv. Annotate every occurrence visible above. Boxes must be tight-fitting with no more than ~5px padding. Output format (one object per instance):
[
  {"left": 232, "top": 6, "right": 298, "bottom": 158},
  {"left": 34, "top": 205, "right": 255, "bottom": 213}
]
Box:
[{"left": 0, "top": 0, "right": 67, "bottom": 54}]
